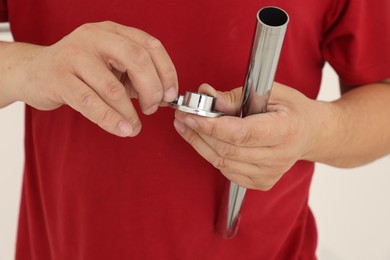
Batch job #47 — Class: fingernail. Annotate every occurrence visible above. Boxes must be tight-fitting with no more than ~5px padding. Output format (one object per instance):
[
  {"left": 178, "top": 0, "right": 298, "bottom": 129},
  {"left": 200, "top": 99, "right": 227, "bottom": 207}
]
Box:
[
  {"left": 164, "top": 87, "right": 178, "bottom": 102},
  {"left": 174, "top": 119, "right": 186, "bottom": 134},
  {"left": 129, "top": 124, "right": 142, "bottom": 137},
  {"left": 184, "top": 117, "right": 198, "bottom": 129},
  {"left": 118, "top": 121, "right": 133, "bottom": 137},
  {"left": 144, "top": 104, "right": 159, "bottom": 115}
]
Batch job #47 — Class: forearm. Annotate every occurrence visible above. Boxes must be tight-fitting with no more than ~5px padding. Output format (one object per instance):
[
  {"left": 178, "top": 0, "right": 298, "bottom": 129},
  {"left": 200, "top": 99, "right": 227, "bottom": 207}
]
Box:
[{"left": 304, "top": 81, "right": 390, "bottom": 168}]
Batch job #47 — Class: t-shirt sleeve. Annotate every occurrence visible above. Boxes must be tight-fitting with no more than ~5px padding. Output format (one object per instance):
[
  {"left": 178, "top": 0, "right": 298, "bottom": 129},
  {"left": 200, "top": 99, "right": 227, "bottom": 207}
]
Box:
[
  {"left": 322, "top": 0, "right": 390, "bottom": 86},
  {"left": 0, "top": 0, "right": 8, "bottom": 22}
]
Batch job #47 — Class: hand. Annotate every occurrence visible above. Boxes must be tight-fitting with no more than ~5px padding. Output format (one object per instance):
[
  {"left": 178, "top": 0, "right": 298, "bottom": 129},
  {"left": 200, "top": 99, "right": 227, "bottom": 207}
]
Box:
[
  {"left": 1, "top": 21, "right": 178, "bottom": 137},
  {"left": 173, "top": 83, "right": 321, "bottom": 190}
]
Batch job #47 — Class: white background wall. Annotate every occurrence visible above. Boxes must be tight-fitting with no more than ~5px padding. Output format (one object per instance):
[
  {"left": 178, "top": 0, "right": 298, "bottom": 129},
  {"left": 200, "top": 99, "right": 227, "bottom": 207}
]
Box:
[{"left": 1, "top": 23, "right": 390, "bottom": 260}]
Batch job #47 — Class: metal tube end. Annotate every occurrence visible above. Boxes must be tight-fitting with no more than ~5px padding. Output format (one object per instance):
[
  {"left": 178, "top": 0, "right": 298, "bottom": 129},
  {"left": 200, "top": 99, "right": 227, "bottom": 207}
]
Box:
[{"left": 258, "top": 6, "right": 289, "bottom": 27}]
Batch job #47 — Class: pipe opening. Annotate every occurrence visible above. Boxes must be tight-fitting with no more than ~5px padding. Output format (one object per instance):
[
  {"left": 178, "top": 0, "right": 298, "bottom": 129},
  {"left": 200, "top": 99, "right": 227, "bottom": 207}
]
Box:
[{"left": 258, "top": 7, "right": 288, "bottom": 27}]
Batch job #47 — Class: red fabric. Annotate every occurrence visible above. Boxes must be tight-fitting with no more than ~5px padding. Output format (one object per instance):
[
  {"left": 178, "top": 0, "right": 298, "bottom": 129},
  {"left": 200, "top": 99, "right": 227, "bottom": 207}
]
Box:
[
  {"left": 321, "top": 0, "right": 390, "bottom": 85},
  {"left": 0, "top": 0, "right": 7, "bottom": 21},
  {"left": 4, "top": 0, "right": 389, "bottom": 259}
]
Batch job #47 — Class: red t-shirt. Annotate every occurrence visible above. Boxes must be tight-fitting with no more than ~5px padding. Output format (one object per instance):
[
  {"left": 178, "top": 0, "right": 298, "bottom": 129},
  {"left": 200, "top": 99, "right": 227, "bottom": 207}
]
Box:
[{"left": 1, "top": 0, "right": 390, "bottom": 259}]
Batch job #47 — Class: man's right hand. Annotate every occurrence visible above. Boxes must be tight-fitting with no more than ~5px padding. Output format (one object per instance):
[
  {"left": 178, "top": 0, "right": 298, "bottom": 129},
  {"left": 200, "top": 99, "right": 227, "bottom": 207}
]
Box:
[{"left": 0, "top": 21, "right": 178, "bottom": 137}]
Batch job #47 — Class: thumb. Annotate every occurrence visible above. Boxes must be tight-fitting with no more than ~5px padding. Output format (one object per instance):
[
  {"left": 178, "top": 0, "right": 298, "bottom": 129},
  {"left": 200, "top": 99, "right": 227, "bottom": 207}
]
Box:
[{"left": 198, "top": 83, "right": 242, "bottom": 116}]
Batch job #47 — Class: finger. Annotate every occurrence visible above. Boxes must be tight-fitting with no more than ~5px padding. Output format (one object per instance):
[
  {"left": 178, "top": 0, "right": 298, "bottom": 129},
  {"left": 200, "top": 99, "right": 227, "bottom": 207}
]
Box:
[
  {"left": 98, "top": 22, "right": 179, "bottom": 102},
  {"left": 174, "top": 118, "right": 258, "bottom": 174},
  {"left": 174, "top": 111, "right": 271, "bottom": 164},
  {"left": 198, "top": 84, "right": 242, "bottom": 116},
  {"left": 175, "top": 111, "right": 287, "bottom": 147},
  {"left": 174, "top": 118, "right": 281, "bottom": 190},
  {"left": 62, "top": 76, "right": 141, "bottom": 137},
  {"left": 73, "top": 54, "right": 141, "bottom": 129},
  {"left": 199, "top": 132, "right": 296, "bottom": 173},
  {"left": 75, "top": 24, "right": 163, "bottom": 114},
  {"left": 100, "top": 36, "right": 163, "bottom": 114},
  {"left": 120, "top": 74, "right": 139, "bottom": 99},
  {"left": 220, "top": 171, "right": 276, "bottom": 191},
  {"left": 197, "top": 132, "right": 269, "bottom": 164}
]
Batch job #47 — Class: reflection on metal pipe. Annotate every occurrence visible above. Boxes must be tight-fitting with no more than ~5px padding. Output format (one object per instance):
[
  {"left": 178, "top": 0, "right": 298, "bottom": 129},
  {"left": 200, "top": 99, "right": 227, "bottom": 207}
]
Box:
[{"left": 216, "top": 6, "right": 289, "bottom": 239}]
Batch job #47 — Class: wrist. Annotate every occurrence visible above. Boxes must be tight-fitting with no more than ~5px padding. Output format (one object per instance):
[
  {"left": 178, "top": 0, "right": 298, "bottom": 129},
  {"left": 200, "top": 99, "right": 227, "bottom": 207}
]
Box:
[
  {"left": 0, "top": 42, "right": 42, "bottom": 107},
  {"left": 0, "top": 42, "right": 17, "bottom": 106},
  {"left": 300, "top": 99, "right": 340, "bottom": 164}
]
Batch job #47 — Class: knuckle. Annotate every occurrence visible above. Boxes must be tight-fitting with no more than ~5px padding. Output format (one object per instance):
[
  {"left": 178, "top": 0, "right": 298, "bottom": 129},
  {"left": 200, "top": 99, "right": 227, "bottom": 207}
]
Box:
[
  {"left": 217, "top": 143, "right": 234, "bottom": 158},
  {"left": 162, "top": 66, "right": 177, "bottom": 84},
  {"left": 79, "top": 90, "right": 96, "bottom": 108},
  {"left": 99, "top": 20, "right": 114, "bottom": 27},
  {"left": 77, "top": 23, "right": 98, "bottom": 35},
  {"left": 104, "top": 80, "right": 125, "bottom": 101},
  {"left": 186, "top": 130, "right": 198, "bottom": 146},
  {"left": 211, "top": 155, "right": 227, "bottom": 170},
  {"left": 98, "top": 108, "right": 116, "bottom": 128},
  {"left": 232, "top": 127, "right": 252, "bottom": 146},
  {"left": 204, "top": 122, "right": 217, "bottom": 137},
  {"left": 129, "top": 45, "right": 150, "bottom": 66},
  {"left": 144, "top": 35, "right": 163, "bottom": 49}
]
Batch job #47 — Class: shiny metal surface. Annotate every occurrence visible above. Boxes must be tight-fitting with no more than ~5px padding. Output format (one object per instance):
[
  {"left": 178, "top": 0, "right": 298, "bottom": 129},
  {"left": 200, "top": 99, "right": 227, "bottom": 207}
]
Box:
[
  {"left": 170, "top": 91, "right": 223, "bottom": 118},
  {"left": 216, "top": 6, "right": 289, "bottom": 238}
]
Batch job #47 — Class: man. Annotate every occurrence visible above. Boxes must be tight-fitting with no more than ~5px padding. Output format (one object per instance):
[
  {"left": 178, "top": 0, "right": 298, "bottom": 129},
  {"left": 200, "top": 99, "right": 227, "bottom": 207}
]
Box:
[{"left": 0, "top": 0, "right": 389, "bottom": 259}]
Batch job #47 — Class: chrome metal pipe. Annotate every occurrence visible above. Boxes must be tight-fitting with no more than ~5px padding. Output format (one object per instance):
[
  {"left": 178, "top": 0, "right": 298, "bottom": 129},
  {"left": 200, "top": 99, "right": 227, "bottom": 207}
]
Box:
[{"left": 216, "top": 6, "right": 289, "bottom": 238}]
